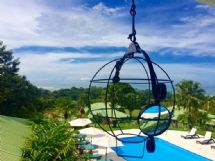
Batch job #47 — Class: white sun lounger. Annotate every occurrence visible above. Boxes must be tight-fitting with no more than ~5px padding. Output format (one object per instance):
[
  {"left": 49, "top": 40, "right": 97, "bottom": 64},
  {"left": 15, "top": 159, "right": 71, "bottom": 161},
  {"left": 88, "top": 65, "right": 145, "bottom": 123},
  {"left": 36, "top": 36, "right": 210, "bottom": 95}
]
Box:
[
  {"left": 181, "top": 128, "right": 199, "bottom": 139},
  {"left": 196, "top": 131, "right": 215, "bottom": 144}
]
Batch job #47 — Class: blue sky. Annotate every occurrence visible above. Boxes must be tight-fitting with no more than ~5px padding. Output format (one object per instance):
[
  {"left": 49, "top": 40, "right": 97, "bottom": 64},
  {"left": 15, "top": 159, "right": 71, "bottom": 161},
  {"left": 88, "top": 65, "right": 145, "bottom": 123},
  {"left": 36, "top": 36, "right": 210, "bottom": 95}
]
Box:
[{"left": 1, "top": 0, "right": 215, "bottom": 94}]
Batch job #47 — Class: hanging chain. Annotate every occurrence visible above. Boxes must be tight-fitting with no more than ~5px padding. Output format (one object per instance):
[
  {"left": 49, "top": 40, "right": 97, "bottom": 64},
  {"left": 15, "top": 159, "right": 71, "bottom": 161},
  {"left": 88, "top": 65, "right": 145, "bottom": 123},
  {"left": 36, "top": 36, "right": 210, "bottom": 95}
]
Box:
[{"left": 128, "top": 0, "right": 137, "bottom": 42}]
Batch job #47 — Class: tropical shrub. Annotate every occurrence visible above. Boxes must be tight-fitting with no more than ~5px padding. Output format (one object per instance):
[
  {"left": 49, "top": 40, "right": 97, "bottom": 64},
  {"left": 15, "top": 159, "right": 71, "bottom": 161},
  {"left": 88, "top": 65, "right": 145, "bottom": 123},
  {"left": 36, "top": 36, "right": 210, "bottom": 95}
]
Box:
[{"left": 21, "top": 119, "right": 82, "bottom": 161}]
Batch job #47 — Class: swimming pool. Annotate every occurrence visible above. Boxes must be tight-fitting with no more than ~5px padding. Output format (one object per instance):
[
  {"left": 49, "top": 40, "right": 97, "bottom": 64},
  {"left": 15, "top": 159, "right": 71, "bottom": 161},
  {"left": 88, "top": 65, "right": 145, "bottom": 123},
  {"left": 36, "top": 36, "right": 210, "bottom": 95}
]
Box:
[
  {"left": 144, "top": 106, "right": 167, "bottom": 113},
  {"left": 112, "top": 136, "right": 212, "bottom": 161}
]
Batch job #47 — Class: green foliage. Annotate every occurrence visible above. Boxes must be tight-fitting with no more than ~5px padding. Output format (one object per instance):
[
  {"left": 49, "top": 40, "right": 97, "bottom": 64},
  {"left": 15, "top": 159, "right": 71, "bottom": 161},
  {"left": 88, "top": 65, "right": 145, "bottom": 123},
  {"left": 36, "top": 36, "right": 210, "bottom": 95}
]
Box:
[
  {"left": 53, "top": 87, "right": 87, "bottom": 100},
  {"left": 0, "top": 41, "right": 20, "bottom": 75},
  {"left": 124, "top": 92, "right": 137, "bottom": 119},
  {"left": 176, "top": 80, "right": 205, "bottom": 128},
  {"left": 0, "top": 74, "right": 41, "bottom": 117},
  {"left": 107, "top": 83, "right": 151, "bottom": 120},
  {"left": 1, "top": 41, "right": 214, "bottom": 127},
  {"left": 77, "top": 93, "right": 88, "bottom": 107},
  {"left": 0, "top": 41, "right": 43, "bottom": 118},
  {"left": 54, "top": 97, "right": 77, "bottom": 120},
  {"left": 177, "top": 114, "right": 188, "bottom": 124},
  {"left": 175, "top": 80, "right": 215, "bottom": 130},
  {"left": 108, "top": 83, "right": 135, "bottom": 108},
  {"left": 88, "top": 86, "right": 104, "bottom": 101},
  {"left": 135, "top": 89, "right": 149, "bottom": 107},
  {"left": 193, "top": 111, "right": 209, "bottom": 127},
  {"left": 21, "top": 119, "right": 81, "bottom": 161},
  {"left": 202, "top": 95, "right": 215, "bottom": 115},
  {"left": 30, "top": 112, "right": 45, "bottom": 124}
]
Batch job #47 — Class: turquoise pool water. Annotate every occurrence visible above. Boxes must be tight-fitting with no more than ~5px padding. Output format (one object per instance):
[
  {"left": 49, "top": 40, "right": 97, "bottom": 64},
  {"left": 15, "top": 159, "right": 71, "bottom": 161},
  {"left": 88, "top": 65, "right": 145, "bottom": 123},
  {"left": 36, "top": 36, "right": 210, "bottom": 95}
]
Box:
[
  {"left": 144, "top": 106, "right": 167, "bottom": 113},
  {"left": 112, "top": 137, "right": 212, "bottom": 161}
]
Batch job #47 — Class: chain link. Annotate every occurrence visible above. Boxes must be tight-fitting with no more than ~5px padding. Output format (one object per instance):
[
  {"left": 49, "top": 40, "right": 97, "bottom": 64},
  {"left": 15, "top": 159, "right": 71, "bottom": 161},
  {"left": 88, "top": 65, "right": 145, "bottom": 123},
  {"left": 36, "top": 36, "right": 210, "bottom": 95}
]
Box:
[{"left": 128, "top": 0, "right": 137, "bottom": 42}]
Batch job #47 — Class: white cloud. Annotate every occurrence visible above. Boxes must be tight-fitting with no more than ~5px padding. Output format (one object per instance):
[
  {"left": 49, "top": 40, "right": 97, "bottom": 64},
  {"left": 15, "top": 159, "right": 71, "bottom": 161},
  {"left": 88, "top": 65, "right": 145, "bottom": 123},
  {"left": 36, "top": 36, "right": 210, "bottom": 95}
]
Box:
[
  {"left": 1, "top": 0, "right": 215, "bottom": 93},
  {"left": 34, "top": 5, "right": 129, "bottom": 47},
  {"left": 15, "top": 50, "right": 215, "bottom": 94},
  {"left": 0, "top": 0, "right": 129, "bottom": 48},
  {"left": 1, "top": 0, "right": 215, "bottom": 57},
  {"left": 92, "top": 2, "right": 124, "bottom": 16},
  {"left": 0, "top": 0, "right": 45, "bottom": 48},
  {"left": 15, "top": 51, "right": 123, "bottom": 88}
]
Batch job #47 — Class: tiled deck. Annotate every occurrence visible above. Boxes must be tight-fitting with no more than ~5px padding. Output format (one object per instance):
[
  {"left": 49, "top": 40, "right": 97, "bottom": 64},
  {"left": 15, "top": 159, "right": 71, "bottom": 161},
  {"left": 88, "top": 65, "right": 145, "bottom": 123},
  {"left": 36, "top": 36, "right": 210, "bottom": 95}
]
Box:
[{"left": 93, "top": 129, "right": 215, "bottom": 161}]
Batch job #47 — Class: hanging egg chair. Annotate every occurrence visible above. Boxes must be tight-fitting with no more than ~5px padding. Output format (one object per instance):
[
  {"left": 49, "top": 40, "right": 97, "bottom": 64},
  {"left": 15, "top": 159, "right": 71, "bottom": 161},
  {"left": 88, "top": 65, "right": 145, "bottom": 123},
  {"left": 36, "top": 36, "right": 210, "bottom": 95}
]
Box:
[{"left": 88, "top": 0, "right": 175, "bottom": 158}]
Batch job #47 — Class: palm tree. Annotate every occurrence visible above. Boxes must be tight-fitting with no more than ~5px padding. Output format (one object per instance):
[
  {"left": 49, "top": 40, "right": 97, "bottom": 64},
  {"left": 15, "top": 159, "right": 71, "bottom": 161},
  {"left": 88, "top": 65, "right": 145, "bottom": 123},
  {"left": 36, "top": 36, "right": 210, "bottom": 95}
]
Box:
[
  {"left": 203, "top": 95, "right": 215, "bottom": 112},
  {"left": 176, "top": 80, "right": 205, "bottom": 129},
  {"left": 194, "top": 111, "right": 209, "bottom": 128}
]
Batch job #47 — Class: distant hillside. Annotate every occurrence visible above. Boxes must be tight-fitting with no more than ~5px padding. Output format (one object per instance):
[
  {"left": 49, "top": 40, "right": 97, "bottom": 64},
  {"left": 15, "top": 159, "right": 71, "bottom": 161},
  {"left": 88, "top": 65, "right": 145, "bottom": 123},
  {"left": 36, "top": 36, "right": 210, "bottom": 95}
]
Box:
[{"left": 0, "top": 115, "right": 31, "bottom": 161}]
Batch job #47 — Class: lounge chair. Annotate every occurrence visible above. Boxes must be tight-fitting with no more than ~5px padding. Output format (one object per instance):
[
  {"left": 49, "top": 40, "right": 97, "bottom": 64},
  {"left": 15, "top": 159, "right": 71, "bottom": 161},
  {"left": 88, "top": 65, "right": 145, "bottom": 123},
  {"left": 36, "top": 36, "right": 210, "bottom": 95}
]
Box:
[
  {"left": 181, "top": 128, "right": 199, "bottom": 139},
  {"left": 211, "top": 145, "right": 215, "bottom": 149},
  {"left": 196, "top": 131, "right": 215, "bottom": 144}
]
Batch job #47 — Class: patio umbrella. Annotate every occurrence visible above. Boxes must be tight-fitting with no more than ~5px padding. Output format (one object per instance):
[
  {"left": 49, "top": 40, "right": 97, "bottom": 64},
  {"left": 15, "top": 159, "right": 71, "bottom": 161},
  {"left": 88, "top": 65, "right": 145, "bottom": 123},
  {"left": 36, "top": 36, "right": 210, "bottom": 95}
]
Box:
[
  {"left": 69, "top": 118, "right": 92, "bottom": 127},
  {"left": 79, "top": 127, "right": 106, "bottom": 138},
  {"left": 91, "top": 135, "right": 123, "bottom": 160}
]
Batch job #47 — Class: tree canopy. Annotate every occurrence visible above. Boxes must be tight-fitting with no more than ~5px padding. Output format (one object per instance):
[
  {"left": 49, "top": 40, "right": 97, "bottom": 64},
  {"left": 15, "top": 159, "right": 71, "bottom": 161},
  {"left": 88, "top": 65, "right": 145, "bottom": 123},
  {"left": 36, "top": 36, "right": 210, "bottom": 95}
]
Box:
[
  {"left": 176, "top": 80, "right": 205, "bottom": 128},
  {"left": 0, "top": 41, "right": 40, "bottom": 117},
  {"left": 0, "top": 41, "right": 19, "bottom": 75}
]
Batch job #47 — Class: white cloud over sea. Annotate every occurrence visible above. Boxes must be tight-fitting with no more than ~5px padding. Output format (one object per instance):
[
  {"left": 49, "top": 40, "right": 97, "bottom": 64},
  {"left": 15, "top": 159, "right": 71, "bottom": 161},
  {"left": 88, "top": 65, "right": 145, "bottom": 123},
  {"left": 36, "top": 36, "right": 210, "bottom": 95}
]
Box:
[{"left": 1, "top": 0, "right": 215, "bottom": 94}]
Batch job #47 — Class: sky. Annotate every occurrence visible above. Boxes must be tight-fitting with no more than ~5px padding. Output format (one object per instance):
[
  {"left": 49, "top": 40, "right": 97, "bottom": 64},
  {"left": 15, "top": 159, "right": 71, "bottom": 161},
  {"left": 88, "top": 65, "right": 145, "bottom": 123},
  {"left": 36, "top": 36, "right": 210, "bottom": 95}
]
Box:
[{"left": 1, "top": 0, "right": 215, "bottom": 94}]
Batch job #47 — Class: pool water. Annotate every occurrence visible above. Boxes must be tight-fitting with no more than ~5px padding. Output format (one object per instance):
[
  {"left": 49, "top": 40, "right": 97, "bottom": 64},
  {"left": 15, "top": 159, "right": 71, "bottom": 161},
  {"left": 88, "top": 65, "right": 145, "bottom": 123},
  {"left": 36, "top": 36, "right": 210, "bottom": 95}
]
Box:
[
  {"left": 144, "top": 106, "right": 167, "bottom": 113},
  {"left": 112, "top": 137, "right": 212, "bottom": 161}
]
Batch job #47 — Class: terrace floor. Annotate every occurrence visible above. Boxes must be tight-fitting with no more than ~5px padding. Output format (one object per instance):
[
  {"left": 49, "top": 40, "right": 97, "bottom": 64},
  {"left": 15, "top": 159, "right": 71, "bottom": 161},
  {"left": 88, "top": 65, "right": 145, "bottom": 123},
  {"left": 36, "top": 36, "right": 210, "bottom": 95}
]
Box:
[{"left": 93, "top": 129, "right": 215, "bottom": 161}]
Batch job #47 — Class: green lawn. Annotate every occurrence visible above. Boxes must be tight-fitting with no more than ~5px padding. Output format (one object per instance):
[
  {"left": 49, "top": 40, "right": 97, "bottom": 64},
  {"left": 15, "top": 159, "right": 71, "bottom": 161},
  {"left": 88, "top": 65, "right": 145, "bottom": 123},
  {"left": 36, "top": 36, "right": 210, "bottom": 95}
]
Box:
[{"left": 0, "top": 115, "right": 31, "bottom": 161}]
